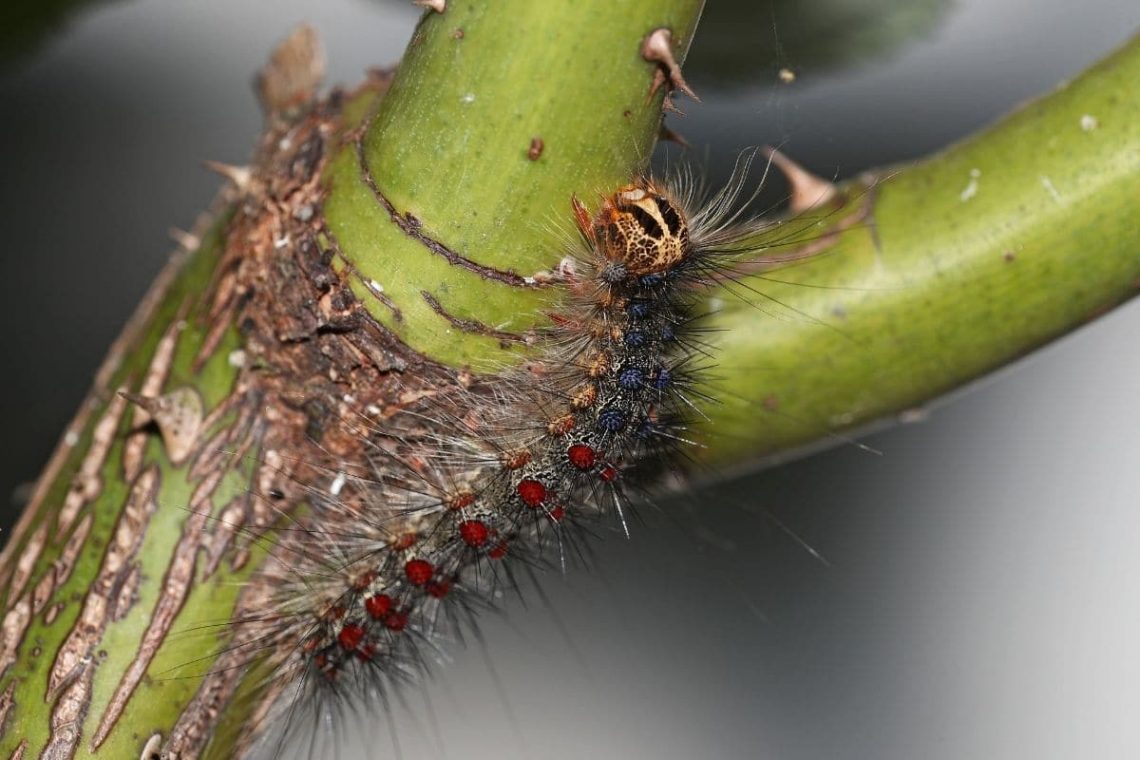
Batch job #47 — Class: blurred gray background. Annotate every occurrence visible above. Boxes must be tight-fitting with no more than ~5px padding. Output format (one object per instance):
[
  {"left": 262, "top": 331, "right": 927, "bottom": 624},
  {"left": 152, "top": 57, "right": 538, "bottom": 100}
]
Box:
[{"left": 2, "top": 1, "right": 1139, "bottom": 758}]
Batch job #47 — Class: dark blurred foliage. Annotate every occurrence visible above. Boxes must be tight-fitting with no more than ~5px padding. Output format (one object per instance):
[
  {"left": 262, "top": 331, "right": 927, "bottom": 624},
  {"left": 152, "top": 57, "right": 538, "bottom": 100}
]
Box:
[
  {"left": 0, "top": 0, "right": 116, "bottom": 67},
  {"left": 687, "top": 0, "right": 950, "bottom": 85},
  {"left": 364, "top": 0, "right": 951, "bottom": 86}
]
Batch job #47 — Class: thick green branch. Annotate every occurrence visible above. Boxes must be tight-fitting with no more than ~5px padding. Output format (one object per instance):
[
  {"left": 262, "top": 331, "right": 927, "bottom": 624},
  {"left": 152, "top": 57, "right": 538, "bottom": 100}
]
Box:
[
  {"left": 701, "top": 34, "right": 1140, "bottom": 464},
  {"left": 325, "top": 0, "right": 703, "bottom": 366}
]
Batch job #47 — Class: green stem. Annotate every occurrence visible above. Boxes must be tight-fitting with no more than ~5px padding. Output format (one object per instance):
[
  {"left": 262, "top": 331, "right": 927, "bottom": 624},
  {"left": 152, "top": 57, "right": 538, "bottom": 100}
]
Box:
[
  {"left": 701, "top": 33, "right": 1140, "bottom": 464},
  {"left": 325, "top": 0, "right": 704, "bottom": 366}
]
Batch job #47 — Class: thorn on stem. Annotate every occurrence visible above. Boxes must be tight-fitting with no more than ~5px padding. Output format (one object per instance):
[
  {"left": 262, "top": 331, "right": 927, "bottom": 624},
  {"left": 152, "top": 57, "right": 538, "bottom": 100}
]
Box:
[
  {"left": 168, "top": 228, "right": 200, "bottom": 252},
  {"left": 119, "top": 388, "right": 203, "bottom": 465},
  {"left": 641, "top": 28, "right": 699, "bottom": 113},
  {"left": 658, "top": 124, "right": 689, "bottom": 148},
  {"left": 203, "top": 160, "right": 252, "bottom": 190},
  {"left": 660, "top": 90, "right": 685, "bottom": 115},
  {"left": 413, "top": 0, "right": 446, "bottom": 12},
  {"left": 139, "top": 733, "right": 163, "bottom": 760},
  {"left": 762, "top": 146, "right": 838, "bottom": 213}
]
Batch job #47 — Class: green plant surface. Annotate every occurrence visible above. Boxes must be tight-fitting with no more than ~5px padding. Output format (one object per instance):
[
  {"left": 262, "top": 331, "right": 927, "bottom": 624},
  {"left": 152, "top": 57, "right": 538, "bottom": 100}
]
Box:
[
  {"left": 0, "top": 216, "right": 255, "bottom": 759},
  {"left": 324, "top": 0, "right": 704, "bottom": 367},
  {"left": 700, "top": 33, "right": 1140, "bottom": 465}
]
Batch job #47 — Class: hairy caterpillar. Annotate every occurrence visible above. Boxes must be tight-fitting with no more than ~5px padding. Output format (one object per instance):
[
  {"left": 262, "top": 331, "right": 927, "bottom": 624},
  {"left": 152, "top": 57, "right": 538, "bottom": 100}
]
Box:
[
  {"left": 208, "top": 157, "right": 802, "bottom": 758},
  {"left": 1, "top": 9, "right": 843, "bottom": 757}
]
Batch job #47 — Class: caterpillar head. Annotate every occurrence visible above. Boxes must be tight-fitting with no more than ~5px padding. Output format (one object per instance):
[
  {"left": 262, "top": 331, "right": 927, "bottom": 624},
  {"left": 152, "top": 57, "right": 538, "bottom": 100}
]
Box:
[{"left": 573, "top": 179, "right": 691, "bottom": 281}]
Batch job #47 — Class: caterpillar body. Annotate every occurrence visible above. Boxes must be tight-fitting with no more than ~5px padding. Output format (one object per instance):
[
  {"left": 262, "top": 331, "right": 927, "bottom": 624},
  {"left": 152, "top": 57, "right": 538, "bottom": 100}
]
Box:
[{"left": 214, "top": 162, "right": 787, "bottom": 757}]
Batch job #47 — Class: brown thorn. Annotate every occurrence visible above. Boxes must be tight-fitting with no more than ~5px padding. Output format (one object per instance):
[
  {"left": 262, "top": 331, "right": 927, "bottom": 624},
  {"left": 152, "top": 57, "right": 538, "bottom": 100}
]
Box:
[
  {"left": 661, "top": 95, "right": 685, "bottom": 116},
  {"left": 658, "top": 124, "right": 690, "bottom": 148},
  {"left": 202, "top": 160, "right": 252, "bottom": 191},
  {"left": 140, "top": 733, "right": 163, "bottom": 760},
  {"left": 762, "top": 146, "right": 839, "bottom": 214},
  {"left": 167, "top": 227, "right": 200, "bottom": 252},
  {"left": 641, "top": 28, "right": 700, "bottom": 103},
  {"left": 730, "top": 183, "right": 877, "bottom": 278},
  {"left": 119, "top": 388, "right": 204, "bottom": 466}
]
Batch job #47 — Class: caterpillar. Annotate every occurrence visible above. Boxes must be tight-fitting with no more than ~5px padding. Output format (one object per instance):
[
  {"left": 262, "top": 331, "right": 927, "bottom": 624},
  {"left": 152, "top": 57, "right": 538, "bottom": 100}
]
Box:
[
  {"left": 0, "top": 16, "right": 854, "bottom": 758},
  {"left": 199, "top": 156, "right": 799, "bottom": 759}
]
